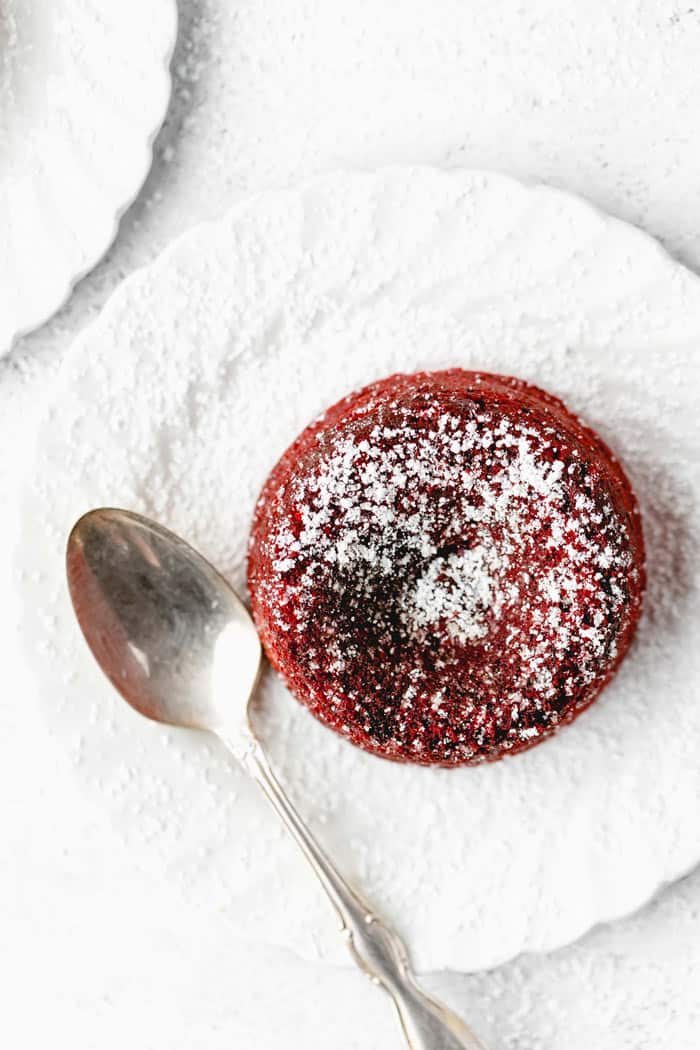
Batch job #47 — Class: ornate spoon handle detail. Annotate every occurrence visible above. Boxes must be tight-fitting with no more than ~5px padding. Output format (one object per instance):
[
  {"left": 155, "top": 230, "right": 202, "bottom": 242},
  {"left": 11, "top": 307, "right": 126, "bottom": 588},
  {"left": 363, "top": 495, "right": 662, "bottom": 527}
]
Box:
[{"left": 238, "top": 741, "right": 486, "bottom": 1050}]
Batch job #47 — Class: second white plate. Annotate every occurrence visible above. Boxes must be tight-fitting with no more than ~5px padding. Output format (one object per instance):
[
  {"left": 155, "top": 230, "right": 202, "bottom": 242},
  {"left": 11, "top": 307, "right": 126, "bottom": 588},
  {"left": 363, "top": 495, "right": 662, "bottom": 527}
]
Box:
[{"left": 0, "top": 0, "right": 176, "bottom": 353}]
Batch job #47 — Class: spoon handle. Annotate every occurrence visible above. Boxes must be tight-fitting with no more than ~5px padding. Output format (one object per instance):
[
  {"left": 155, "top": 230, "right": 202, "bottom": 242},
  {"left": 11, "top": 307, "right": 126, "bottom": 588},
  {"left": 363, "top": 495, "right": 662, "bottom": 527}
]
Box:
[{"left": 237, "top": 740, "right": 485, "bottom": 1050}]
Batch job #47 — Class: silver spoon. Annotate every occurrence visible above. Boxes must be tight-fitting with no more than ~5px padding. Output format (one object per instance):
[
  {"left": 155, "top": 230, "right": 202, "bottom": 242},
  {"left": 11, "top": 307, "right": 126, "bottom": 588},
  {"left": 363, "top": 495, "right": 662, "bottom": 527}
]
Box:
[{"left": 66, "top": 507, "right": 486, "bottom": 1050}]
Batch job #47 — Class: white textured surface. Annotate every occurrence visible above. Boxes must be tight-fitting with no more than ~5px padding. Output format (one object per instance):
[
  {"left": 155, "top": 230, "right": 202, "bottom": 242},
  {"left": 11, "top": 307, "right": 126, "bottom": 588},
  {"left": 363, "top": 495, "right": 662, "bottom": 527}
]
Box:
[
  {"left": 13, "top": 168, "right": 700, "bottom": 978},
  {"left": 0, "top": 0, "right": 176, "bottom": 352},
  {"left": 3, "top": 1, "right": 700, "bottom": 1046}
]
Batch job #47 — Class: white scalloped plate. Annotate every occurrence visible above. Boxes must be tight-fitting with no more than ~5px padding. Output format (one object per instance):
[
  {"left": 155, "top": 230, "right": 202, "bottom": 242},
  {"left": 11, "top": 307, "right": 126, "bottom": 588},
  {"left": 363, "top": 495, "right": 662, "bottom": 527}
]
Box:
[
  {"left": 0, "top": 0, "right": 176, "bottom": 353},
  {"left": 14, "top": 169, "right": 700, "bottom": 973}
]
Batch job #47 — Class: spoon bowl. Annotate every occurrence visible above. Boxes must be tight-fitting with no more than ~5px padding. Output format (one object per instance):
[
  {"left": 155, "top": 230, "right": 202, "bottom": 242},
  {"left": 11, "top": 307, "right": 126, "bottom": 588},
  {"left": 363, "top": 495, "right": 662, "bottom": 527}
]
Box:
[{"left": 67, "top": 508, "right": 261, "bottom": 741}]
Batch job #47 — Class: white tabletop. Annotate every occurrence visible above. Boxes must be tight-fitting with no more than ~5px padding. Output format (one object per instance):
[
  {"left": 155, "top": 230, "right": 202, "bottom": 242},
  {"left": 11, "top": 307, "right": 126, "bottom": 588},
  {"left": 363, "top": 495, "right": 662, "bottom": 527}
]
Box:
[{"left": 2, "top": 2, "right": 699, "bottom": 1046}]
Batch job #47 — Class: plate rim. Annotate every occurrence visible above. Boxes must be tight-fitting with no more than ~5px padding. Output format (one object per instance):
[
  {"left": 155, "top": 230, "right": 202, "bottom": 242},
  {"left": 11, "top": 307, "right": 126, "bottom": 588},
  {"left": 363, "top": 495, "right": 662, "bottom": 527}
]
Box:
[{"left": 1, "top": 0, "right": 178, "bottom": 355}]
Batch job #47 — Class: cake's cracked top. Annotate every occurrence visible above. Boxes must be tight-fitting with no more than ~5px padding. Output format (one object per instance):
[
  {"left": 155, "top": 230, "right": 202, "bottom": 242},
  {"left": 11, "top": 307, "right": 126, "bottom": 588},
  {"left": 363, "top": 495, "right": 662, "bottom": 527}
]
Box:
[{"left": 248, "top": 369, "right": 645, "bottom": 766}]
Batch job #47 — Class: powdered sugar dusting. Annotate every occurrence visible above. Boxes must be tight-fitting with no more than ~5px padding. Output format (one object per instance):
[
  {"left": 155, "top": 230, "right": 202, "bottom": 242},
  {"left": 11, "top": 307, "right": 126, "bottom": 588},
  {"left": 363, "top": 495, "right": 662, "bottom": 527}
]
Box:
[{"left": 409, "top": 546, "right": 499, "bottom": 644}]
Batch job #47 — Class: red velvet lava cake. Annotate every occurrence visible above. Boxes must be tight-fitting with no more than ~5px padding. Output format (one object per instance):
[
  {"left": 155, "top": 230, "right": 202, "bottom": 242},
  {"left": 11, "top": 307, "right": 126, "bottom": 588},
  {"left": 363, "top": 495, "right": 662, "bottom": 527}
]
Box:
[{"left": 248, "top": 370, "right": 645, "bottom": 766}]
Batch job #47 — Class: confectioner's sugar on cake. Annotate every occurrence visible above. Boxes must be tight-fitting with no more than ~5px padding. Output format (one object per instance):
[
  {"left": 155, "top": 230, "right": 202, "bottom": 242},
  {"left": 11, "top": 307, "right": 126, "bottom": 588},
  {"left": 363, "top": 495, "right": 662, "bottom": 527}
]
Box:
[
  {"left": 269, "top": 406, "right": 627, "bottom": 667},
  {"left": 408, "top": 545, "right": 501, "bottom": 645}
]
